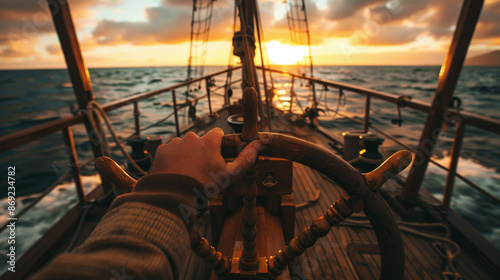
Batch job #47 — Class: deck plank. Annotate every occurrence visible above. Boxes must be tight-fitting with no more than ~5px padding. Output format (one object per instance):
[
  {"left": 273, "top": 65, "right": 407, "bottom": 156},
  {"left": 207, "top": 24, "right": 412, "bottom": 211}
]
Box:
[
  {"left": 293, "top": 167, "right": 329, "bottom": 279},
  {"left": 305, "top": 165, "right": 362, "bottom": 280},
  {"left": 295, "top": 163, "right": 356, "bottom": 280}
]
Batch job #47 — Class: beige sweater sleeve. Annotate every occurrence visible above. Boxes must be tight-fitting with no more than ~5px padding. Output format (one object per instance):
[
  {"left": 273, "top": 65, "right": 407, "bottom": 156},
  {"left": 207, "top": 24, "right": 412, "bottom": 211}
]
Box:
[{"left": 31, "top": 174, "right": 204, "bottom": 280}]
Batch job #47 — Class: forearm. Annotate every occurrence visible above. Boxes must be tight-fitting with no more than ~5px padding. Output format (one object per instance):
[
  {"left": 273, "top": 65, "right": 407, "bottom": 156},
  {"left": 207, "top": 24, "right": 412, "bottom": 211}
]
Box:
[{"left": 32, "top": 174, "right": 202, "bottom": 280}]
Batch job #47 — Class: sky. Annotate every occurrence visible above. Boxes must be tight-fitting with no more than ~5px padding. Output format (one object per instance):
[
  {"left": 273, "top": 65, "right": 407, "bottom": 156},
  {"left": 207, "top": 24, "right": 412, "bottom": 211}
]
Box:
[{"left": 0, "top": 0, "right": 499, "bottom": 69}]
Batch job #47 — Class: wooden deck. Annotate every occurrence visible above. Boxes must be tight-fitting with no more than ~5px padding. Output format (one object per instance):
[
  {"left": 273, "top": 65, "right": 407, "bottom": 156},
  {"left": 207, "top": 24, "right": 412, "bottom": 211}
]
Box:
[
  {"left": 28, "top": 106, "right": 496, "bottom": 280},
  {"left": 178, "top": 107, "right": 498, "bottom": 279}
]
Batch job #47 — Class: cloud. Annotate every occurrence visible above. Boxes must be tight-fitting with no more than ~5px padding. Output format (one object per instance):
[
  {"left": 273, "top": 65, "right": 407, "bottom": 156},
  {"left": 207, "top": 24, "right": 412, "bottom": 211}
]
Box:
[
  {"left": 317, "top": 0, "right": 477, "bottom": 47},
  {"left": 327, "top": 0, "right": 386, "bottom": 20},
  {"left": 0, "top": 38, "right": 39, "bottom": 58},
  {"left": 92, "top": 8, "right": 190, "bottom": 45},
  {"left": 369, "top": 0, "right": 432, "bottom": 25},
  {"left": 352, "top": 25, "right": 424, "bottom": 46},
  {"left": 0, "top": 0, "right": 53, "bottom": 46},
  {"left": 92, "top": 0, "right": 236, "bottom": 45},
  {"left": 0, "top": 0, "right": 123, "bottom": 61},
  {"left": 161, "top": 0, "right": 192, "bottom": 7},
  {"left": 474, "top": 1, "right": 500, "bottom": 40},
  {"left": 45, "top": 44, "right": 62, "bottom": 55}
]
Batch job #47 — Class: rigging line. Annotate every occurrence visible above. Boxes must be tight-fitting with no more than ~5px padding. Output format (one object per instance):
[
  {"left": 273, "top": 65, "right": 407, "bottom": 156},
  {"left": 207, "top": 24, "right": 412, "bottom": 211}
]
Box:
[
  {"left": 302, "top": 0, "right": 315, "bottom": 81},
  {"left": 199, "top": 1, "right": 213, "bottom": 79},
  {"left": 287, "top": 0, "right": 316, "bottom": 106},
  {"left": 254, "top": 0, "right": 271, "bottom": 129},
  {"left": 187, "top": 0, "right": 215, "bottom": 93},
  {"left": 285, "top": 2, "right": 295, "bottom": 47},
  {"left": 286, "top": 0, "right": 315, "bottom": 106},
  {"left": 224, "top": 3, "right": 237, "bottom": 101},
  {"left": 201, "top": 3, "right": 213, "bottom": 79},
  {"left": 187, "top": 0, "right": 196, "bottom": 98},
  {"left": 291, "top": 0, "right": 302, "bottom": 74},
  {"left": 254, "top": 0, "right": 273, "bottom": 88},
  {"left": 194, "top": 0, "right": 203, "bottom": 82},
  {"left": 285, "top": 2, "right": 299, "bottom": 85}
]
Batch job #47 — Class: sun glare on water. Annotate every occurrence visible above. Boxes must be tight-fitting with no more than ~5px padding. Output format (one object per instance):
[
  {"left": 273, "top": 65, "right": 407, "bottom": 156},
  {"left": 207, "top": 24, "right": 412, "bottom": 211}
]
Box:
[{"left": 265, "top": 41, "right": 307, "bottom": 65}]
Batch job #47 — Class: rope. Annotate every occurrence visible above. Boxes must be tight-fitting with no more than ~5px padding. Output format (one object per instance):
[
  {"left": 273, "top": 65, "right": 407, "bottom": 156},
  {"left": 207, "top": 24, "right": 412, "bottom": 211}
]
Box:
[
  {"left": 83, "top": 101, "right": 149, "bottom": 176},
  {"left": 254, "top": 0, "right": 273, "bottom": 88},
  {"left": 224, "top": 3, "right": 237, "bottom": 103},
  {"left": 254, "top": 0, "right": 271, "bottom": 129},
  {"left": 65, "top": 190, "right": 117, "bottom": 252},
  {"left": 342, "top": 217, "right": 465, "bottom": 279},
  {"left": 65, "top": 201, "right": 93, "bottom": 252},
  {"left": 319, "top": 87, "right": 345, "bottom": 119},
  {"left": 295, "top": 188, "right": 320, "bottom": 209}
]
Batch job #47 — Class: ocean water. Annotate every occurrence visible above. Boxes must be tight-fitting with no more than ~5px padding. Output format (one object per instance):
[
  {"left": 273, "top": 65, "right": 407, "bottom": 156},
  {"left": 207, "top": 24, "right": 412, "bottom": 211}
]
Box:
[{"left": 0, "top": 66, "right": 499, "bottom": 274}]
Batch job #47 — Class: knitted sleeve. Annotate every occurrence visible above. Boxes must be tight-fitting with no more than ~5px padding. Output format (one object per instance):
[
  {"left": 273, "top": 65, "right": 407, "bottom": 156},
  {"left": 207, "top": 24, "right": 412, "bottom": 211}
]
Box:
[{"left": 31, "top": 174, "right": 205, "bottom": 280}]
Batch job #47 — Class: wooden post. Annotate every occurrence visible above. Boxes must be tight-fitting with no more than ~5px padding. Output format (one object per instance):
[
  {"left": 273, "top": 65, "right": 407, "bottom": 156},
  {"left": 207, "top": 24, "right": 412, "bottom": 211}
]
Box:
[
  {"left": 240, "top": 166, "right": 259, "bottom": 273},
  {"left": 190, "top": 232, "right": 230, "bottom": 278},
  {"left": 49, "top": 0, "right": 112, "bottom": 192},
  {"left": 133, "top": 102, "right": 140, "bottom": 136},
  {"left": 62, "top": 127, "right": 86, "bottom": 203},
  {"left": 364, "top": 95, "right": 371, "bottom": 133},
  {"left": 205, "top": 78, "right": 213, "bottom": 116},
  {"left": 401, "top": 0, "right": 484, "bottom": 204},
  {"left": 172, "top": 90, "right": 180, "bottom": 137},
  {"left": 239, "top": 87, "right": 259, "bottom": 273},
  {"left": 442, "top": 120, "right": 465, "bottom": 208}
]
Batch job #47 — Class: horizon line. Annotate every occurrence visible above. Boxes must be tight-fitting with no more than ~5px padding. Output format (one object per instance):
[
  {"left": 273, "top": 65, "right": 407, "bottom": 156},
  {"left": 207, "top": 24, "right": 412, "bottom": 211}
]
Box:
[
  {"left": 2, "top": 64, "right": 498, "bottom": 71},
  {"left": 0, "top": 64, "right": 463, "bottom": 71}
]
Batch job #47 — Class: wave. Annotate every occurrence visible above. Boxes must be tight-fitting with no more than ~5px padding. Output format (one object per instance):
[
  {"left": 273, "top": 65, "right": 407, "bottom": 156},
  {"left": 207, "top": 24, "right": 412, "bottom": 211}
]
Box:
[
  {"left": 0, "top": 175, "right": 101, "bottom": 276},
  {"left": 424, "top": 154, "right": 500, "bottom": 248}
]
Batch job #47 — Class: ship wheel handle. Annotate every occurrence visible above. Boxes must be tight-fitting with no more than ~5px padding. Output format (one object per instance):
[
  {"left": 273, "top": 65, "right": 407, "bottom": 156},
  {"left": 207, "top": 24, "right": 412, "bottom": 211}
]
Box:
[{"left": 240, "top": 87, "right": 259, "bottom": 141}]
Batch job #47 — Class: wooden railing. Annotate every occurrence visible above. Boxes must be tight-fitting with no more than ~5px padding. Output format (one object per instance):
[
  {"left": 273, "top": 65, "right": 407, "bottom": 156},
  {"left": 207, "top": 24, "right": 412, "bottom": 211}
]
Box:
[{"left": 262, "top": 66, "right": 500, "bottom": 207}]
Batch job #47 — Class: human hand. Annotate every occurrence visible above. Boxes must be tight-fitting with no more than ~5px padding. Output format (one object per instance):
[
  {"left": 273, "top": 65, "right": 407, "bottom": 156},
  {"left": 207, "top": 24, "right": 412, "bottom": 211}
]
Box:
[{"left": 150, "top": 128, "right": 263, "bottom": 190}]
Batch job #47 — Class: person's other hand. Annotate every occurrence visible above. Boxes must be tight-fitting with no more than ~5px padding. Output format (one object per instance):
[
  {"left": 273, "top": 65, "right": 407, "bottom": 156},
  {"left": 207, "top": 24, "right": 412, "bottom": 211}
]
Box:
[{"left": 150, "top": 128, "right": 262, "bottom": 189}]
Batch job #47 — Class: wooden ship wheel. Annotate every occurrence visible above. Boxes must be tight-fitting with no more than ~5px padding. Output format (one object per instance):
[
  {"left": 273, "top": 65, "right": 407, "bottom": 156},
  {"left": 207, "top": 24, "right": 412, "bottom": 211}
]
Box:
[{"left": 95, "top": 87, "right": 412, "bottom": 280}]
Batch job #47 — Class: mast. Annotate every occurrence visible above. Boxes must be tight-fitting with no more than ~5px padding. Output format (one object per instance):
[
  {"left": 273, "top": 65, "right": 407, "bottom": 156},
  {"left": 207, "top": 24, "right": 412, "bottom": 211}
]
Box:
[
  {"left": 49, "top": 0, "right": 112, "bottom": 192},
  {"left": 400, "top": 0, "right": 484, "bottom": 204},
  {"left": 233, "top": 0, "right": 264, "bottom": 122}
]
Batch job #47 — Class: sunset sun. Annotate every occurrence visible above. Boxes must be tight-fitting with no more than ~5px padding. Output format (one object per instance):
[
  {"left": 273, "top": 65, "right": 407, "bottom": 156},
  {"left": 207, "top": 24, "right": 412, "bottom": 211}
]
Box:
[{"left": 265, "top": 41, "right": 307, "bottom": 65}]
